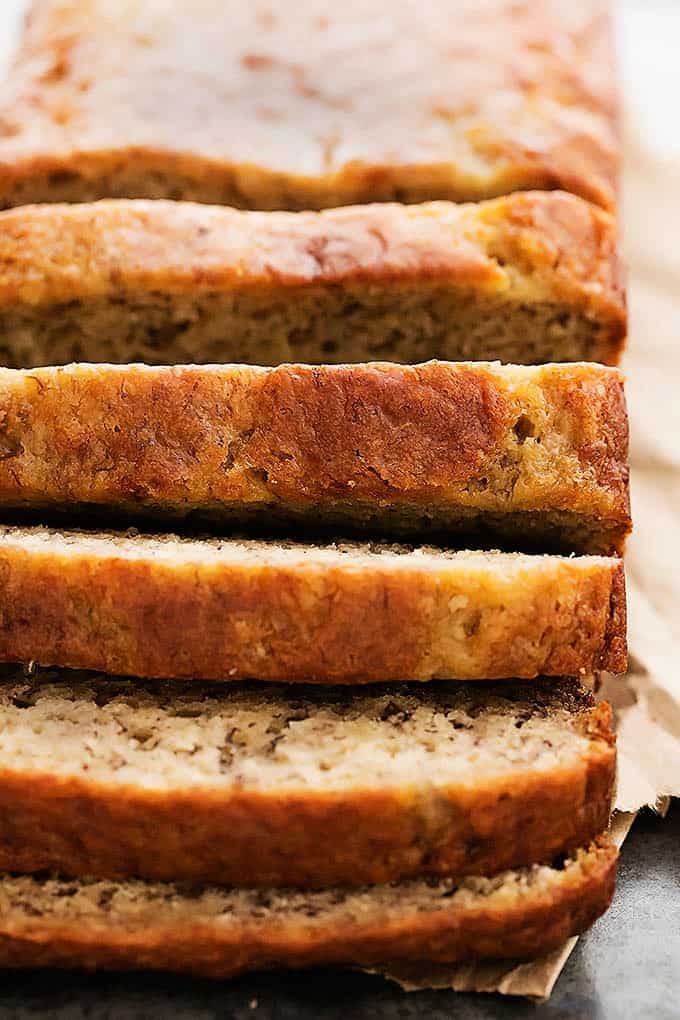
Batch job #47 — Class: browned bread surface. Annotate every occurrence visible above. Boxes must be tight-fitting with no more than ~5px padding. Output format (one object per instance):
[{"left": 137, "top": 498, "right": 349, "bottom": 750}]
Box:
[
  {"left": 0, "top": 362, "right": 631, "bottom": 555},
  {"left": 0, "top": 837, "right": 618, "bottom": 978},
  {"left": 0, "top": 669, "right": 615, "bottom": 887},
  {"left": 0, "top": 1, "right": 617, "bottom": 210},
  {"left": 0, "top": 528, "right": 627, "bottom": 682},
  {"left": 0, "top": 195, "right": 625, "bottom": 367}
]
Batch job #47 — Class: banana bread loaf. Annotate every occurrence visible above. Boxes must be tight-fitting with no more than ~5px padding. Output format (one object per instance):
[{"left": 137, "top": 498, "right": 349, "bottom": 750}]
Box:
[
  {"left": 0, "top": 837, "right": 618, "bottom": 978},
  {"left": 0, "top": 194, "right": 625, "bottom": 368},
  {"left": 0, "top": 527, "right": 626, "bottom": 682},
  {"left": 0, "top": 361, "right": 631, "bottom": 554},
  {"left": 0, "top": 1, "right": 617, "bottom": 210}
]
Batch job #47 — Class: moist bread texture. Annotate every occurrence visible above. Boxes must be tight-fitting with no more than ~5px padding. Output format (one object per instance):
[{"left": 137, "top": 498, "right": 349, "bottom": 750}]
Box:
[
  {"left": 0, "top": 195, "right": 625, "bottom": 368},
  {"left": 0, "top": 527, "right": 627, "bottom": 682},
  {"left": 0, "top": 669, "right": 615, "bottom": 887},
  {"left": 0, "top": 361, "right": 631, "bottom": 555},
  {"left": 0, "top": 1, "right": 617, "bottom": 210},
  {"left": 0, "top": 838, "right": 618, "bottom": 978}
]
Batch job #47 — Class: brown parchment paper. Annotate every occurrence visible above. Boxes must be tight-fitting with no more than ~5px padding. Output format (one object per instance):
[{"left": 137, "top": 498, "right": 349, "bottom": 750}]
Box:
[
  {"left": 612, "top": 137, "right": 680, "bottom": 813},
  {"left": 367, "top": 131, "right": 680, "bottom": 1000}
]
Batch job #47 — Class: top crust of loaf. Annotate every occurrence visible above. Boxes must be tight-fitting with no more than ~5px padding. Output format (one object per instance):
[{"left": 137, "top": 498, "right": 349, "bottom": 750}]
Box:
[
  {"left": 0, "top": 194, "right": 624, "bottom": 332},
  {"left": 0, "top": 1, "right": 617, "bottom": 210},
  {"left": 0, "top": 361, "right": 631, "bottom": 555}
]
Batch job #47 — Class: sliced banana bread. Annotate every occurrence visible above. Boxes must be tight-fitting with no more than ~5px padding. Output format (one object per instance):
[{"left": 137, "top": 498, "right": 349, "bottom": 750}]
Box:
[
  {"left": 0, "top": 194, "right": 625, "bottom": 368},
  {"left": 0, "top": 362, "right": 631, "bottom": 554},
  {"left": 0, "top": 1, "right": 617, "bottom": 210},
  {"left": 0, "top": 528, "right": 626, "bottom": 682},
  {"left": 0, "top": 669, "right": 615, "bottom": 887},
  {"left": 0, "top": 837, "right": 617, "bottom": 977},
  {"left": 0, "top": 669, "right": 615, "bottom": 885}
]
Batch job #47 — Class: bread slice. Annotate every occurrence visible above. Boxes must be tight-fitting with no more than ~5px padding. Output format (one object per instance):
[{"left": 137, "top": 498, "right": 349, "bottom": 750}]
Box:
[
  {"left": 0, "top": 837, "right": 617, "bottom": 978},
  {"left": 0, "top": 669, "right": 615, "bottom": 887},
  {"left": 0, "top": 1, "right": 617, "bottom": 211},
  {"left": 0, "top": 362, "right": 631, "bottom": 555},
  {"left": 0, "top": 195, "right": 625, "bottom": 368},
  {"left": 0, "top": 527, "right": 626, "bottom": 683}
]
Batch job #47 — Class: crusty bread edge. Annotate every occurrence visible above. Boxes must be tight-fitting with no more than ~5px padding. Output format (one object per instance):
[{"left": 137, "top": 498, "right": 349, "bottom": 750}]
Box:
[
  {"left": 0, "top": 542, "right": 627, "bottom": 682},
  {"left": 0, "top": 837, "right": 617, "bottom": 978},
  {"left": 600, "top": 562, "right": 627, "bottom": 673},
  {"left": 0, "top": 361, "right": 632, "bottom": 557},
  {"left": 0, "top": 701, "right": 615, "bottom": 887},
  {"left": 0, "top": 193, "right": 625, "bottom": 340}
]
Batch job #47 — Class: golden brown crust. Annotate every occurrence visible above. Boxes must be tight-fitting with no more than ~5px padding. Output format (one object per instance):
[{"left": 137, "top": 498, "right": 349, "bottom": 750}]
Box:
[
  {"left": 473, "top": 192, "right": 626, "bottom": 360},
  {"left": 0, "top": 195, "right": 625, "bottom": 361},
  {"left": 603, "top": 562, "right": 627, "bottom": 673},
  {"left": 0, "top": 686, "right": 616, "bottom": 887},
  {"left": 0, "top": 528, "right": 627, "bottom": 681},
  {"left": 0, "top": 2, "right": 618, "bottom": 210},
  {"left": 0, "top": 838, "right": 618, "bottom": 978},
  {"left": 0, "top": 362, "right": 632, "bottom": 555}
]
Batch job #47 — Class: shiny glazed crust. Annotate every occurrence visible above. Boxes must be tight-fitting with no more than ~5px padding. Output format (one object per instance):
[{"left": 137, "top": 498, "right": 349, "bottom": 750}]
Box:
[
  {"left": 0, "top": 194, "right": 625, "bottom": 364},
  {"left": 0, "top": 838, "right": 618, "bottom": 978},
  {"left": 0, "top": 1, "right": 618, "bottom": 210},
  {"left": 0, "top": 361, "right": 632, "bottom": 555}
]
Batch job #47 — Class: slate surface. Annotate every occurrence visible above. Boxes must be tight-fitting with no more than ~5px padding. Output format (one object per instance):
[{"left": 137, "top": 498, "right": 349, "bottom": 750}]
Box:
[{"left": 0, "top": 805, "right": 676, "bottom": 1020}]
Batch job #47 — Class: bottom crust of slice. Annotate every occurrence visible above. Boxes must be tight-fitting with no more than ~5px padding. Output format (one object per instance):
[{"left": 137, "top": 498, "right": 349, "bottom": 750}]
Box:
[{"left": 0, "top": 837, "right": 617, "bottom": 979}]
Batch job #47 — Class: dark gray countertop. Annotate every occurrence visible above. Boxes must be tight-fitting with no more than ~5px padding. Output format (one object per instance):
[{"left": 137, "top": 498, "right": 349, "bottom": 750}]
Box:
[{"left": 0, "top": 803, "right": 676, "bottom": 1020}]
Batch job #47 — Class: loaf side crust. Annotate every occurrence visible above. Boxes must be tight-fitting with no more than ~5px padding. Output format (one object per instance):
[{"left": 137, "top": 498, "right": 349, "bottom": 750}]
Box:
[
  {"left": 0, "top": 1, "right": 618, "bottom": 210},
  {"left": 0, "top": 528, "right": 627, "bottom": 681},
  {"left": 0, "top": 838, "right": 618, "bottom": 978},
  {"left": 0, "top": 361, "right": 632, "bottom": 555},
  {"left": 0, "top": 670, "right": 615, "bottom": 886}
]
